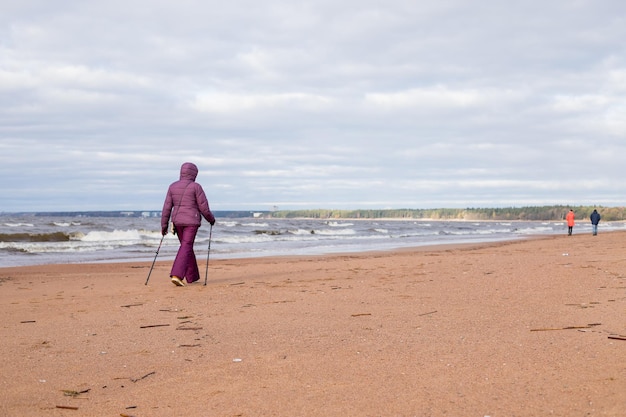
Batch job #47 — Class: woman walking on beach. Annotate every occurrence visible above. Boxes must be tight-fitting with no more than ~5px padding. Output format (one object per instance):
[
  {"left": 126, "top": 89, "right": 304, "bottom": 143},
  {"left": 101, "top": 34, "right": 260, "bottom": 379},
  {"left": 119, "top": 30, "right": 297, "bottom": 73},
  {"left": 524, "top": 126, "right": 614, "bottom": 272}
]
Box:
[
  {"left": 566, "top": 209, "right": 575, "bottom": 236},
  {"left": 161, "top": 162, "right": 215, "bottom": 286}
]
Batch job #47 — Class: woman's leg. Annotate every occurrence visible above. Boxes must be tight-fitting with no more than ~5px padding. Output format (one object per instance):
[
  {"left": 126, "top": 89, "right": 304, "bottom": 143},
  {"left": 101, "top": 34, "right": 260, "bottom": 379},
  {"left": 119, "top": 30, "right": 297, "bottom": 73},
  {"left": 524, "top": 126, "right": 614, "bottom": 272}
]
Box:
[
  {"left": 170, "top": 225, "right": 199, "bottom": 281},
  {"left": 183, "top": 227, "right": 200, "bottom": 283}
]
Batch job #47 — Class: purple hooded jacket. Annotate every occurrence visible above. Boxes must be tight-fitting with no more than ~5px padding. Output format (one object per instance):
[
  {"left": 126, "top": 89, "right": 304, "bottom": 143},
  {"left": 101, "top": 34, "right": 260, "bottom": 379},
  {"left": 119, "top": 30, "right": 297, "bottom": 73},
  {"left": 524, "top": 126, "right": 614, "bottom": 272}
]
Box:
[{"left": 161, "top": 162, "right": 215, "bottom": 231}]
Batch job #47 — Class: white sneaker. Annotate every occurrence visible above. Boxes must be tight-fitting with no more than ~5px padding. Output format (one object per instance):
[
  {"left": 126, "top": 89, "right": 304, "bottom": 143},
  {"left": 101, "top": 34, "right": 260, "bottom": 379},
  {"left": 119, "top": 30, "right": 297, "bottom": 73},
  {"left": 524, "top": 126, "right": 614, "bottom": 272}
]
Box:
[{"left": 171, "top": 276, "right": 185, "bottom": 287}]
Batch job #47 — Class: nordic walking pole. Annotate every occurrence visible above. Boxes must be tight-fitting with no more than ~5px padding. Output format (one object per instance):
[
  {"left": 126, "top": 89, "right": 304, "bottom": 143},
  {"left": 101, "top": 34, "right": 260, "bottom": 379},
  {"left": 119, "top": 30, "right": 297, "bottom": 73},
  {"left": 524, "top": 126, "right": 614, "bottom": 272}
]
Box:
[
  {"left": 204, "top": 224, "right": 213, "bottom": 286},
  {"left": 145, "top": 234, "right": 165, "bottom": 285}
]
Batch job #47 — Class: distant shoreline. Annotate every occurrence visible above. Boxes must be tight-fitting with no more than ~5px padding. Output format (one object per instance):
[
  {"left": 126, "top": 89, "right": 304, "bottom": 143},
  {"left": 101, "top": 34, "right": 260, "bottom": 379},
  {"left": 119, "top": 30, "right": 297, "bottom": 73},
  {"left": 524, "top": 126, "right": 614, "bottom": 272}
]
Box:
[{"left": 3, "top": 205, "right": 624, "bottom": 221}]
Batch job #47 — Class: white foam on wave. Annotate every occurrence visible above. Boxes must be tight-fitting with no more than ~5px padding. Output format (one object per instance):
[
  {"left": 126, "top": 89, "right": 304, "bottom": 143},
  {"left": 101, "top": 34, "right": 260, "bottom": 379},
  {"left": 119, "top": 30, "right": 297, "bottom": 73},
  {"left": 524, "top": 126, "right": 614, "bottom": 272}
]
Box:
[
  {"left": 289, "top": 228, "right": 318, "bottom": 235},
  {"left": 326, "top": 221, "right": 354, "bottom": 227},
  {"left": 514, "top": 226, "right": 555, "bottom": 234},
  {"left": 4, "top": 222, "right": 34, "bottom": 227},
  {"left": 241, "top": 222, "right": 269, "bottom": 227},
  {"left": 216, "top": 234, "right": 278, "bottom": 244},
  {"left": 52, "top": 221, "right": 81, "bottom": 227},
  {"left": 309, "top": 228, "right": 357, "bottom": 236},
  {"left": 220, "top": 221, "right": 239, "bottom": 227},
  {"left": 80, "top": 229, "right": 145, "bottom": 242}
]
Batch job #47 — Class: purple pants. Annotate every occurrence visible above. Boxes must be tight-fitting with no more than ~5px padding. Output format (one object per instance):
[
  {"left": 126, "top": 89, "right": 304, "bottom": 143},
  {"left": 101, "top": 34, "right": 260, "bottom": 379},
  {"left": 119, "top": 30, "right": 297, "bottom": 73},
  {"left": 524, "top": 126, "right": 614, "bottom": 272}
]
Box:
[{"left": 170, "top": 225, "right": 200, "bottom": 283}]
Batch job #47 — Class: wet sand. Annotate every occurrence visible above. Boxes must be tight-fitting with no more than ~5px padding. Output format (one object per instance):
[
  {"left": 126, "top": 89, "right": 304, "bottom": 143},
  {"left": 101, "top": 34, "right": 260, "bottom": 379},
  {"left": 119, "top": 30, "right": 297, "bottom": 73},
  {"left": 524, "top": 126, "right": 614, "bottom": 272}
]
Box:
[{"left": 1, "top": 231, "right": 625, "bottom": 416}]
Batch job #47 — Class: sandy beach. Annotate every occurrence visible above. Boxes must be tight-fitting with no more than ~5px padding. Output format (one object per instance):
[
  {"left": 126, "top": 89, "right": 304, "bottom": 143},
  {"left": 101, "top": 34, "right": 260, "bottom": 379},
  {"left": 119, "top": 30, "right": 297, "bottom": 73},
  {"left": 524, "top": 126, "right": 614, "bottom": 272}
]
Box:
[{"left": 1, "top": 231, "right": 625, "bottom": 416}]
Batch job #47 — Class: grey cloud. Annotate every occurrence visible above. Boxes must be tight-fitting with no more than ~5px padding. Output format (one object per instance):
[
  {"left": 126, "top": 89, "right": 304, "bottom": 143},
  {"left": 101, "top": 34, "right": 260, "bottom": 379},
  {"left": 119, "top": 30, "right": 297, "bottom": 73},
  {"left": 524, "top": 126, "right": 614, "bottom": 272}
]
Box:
[{"left": 1, "top": 0, "right": 626, "bottom": 211}]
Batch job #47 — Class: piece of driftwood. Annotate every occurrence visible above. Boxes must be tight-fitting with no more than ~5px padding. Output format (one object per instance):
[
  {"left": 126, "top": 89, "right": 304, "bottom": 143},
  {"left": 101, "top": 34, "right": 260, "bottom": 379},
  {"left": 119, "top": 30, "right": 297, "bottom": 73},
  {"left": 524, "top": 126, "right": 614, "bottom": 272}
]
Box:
[
  {"left": 531, "top": 324, "right": 600, "bottom": 332},
  {"left": 176, "top": 327, "right": 203, "bottom": 331},
  {"left": 131, "top": 371, "right": 155, "bottom": 382},
  {"left": 608, "top": 336, "right": 626, "bottom": 341},
  {"left": 56, "top": 405, "right": 79, "bottom": 410},
  {"left": 62, "top": 389, "right": 90, "bottom": 397},
  {"left": 418, "top": 310, "right": 438, "bottom": 316},
  {"left": 139, "top": 324, "right": 170, "bottom": 329},
  {"left": 351, "top": 313, "right": 371, "bottom": 317}
]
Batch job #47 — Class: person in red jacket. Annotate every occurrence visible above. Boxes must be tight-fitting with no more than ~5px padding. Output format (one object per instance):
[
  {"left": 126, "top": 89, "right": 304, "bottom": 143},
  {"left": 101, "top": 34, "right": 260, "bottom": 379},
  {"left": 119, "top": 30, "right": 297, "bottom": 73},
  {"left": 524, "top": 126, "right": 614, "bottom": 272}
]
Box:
[
  {"left": 161, "top": 162, "right": 215, "bottom": 286},
  {"left": 565, "top": 209, "right": 575, "bottom": 236}
]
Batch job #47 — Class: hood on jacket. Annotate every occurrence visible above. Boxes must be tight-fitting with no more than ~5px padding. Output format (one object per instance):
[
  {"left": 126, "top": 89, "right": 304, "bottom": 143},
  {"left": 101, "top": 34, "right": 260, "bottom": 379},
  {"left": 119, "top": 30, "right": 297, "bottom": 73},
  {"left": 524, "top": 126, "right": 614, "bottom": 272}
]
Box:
[{"left": 180, "top": 162, "right": 198, "bottom": 181}]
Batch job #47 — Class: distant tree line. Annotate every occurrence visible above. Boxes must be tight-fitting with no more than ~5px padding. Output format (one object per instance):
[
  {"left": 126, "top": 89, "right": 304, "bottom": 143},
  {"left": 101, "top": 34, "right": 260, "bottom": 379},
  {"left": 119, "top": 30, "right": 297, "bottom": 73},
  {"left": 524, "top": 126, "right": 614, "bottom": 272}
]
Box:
[
  {"left": 268, "top": 206, "right": 626, "bottom": 221},
  {"left": 5, "top": 206, "right": 625, "bottom": 221}
]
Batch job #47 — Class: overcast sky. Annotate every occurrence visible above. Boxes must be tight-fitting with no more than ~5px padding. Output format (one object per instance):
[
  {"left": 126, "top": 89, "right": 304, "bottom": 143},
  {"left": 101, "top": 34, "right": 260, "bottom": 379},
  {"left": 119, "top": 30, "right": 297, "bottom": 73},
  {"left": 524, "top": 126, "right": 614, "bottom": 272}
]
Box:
[{"left": 1, "top": 0, "right": 625, "bottom": 212}]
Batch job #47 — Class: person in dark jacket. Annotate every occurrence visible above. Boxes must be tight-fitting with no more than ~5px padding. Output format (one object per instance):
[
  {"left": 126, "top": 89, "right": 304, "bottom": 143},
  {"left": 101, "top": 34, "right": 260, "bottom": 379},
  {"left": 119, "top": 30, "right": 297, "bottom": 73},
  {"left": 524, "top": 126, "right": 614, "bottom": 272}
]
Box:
[
  {"left": 590, "top": 209, "right": 601, "bottom": 236},
  {"left": 161, "top": 162, "right": 215, "bottom": 286}
]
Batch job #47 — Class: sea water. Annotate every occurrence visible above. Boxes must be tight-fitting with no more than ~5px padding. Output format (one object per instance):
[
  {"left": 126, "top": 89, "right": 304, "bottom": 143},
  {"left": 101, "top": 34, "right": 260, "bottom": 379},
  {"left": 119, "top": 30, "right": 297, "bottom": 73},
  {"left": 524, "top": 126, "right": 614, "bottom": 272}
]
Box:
[{"left": 1, "top": 213, "right": 622, "bottom": 267}]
